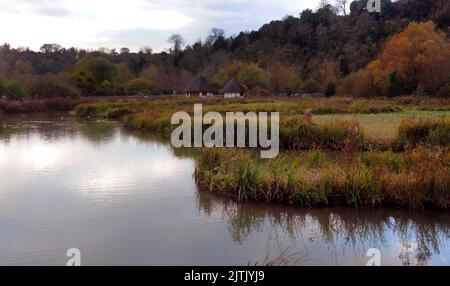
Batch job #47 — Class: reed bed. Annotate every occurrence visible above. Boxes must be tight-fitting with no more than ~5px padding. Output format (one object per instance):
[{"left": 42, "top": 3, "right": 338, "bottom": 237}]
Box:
[{"left": 194, "top": 148, "right": 450, "bottom": 210}]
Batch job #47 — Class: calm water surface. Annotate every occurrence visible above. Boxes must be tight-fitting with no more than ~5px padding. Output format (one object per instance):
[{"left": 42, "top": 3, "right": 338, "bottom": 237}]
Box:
[{"left": 0, "top": 113, "right": 449, "bottom": 266}]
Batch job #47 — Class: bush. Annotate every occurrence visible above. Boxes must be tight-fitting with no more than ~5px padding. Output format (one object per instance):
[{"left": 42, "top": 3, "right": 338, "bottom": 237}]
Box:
[
  {"left": 437, "top": 83, "right": 450, "bottom": 98},
  {"left": 0, "top": 81, "right": 5, "bottom": 97},
  {"left": 303, "top": 79, "right": 319, "bottom": 93},
  {"left": 324, "top": 82, "right": 336, "bottom": 97},
  {"left": 97, "top": 80, "right": 113, "bottom": 96},
  {"left": 27, "top": 79, "right": 80, "bottom": 98},
  {"left": 396, "top": 118, "right": 450, "bottom": 149},
  {"left": 3, "top": 80, "right": 27, "bottom": 100},
  {"left": 279, "top": 117, "right": 365, "bottom": 150},
  {"left": 73, "top": 71, "right": 96, "bottom": 95},
  {"left": 350, "top": 68, "right": 379, "bottom": 98},
  {"left": 125, "top": 78, "right": 154, "bottom": 95}
]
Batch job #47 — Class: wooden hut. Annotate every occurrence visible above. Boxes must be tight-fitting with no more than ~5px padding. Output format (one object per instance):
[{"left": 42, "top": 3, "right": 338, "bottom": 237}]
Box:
[
  {"left": 220, "top": 78, "right": 245, "bottom": 98},
  {"left": 185, "top": 76, "right": 215, "bottom": 97}
]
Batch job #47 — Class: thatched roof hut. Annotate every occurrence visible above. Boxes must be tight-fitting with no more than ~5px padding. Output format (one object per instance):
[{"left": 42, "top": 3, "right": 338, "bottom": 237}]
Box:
[
  {"left": 185, "top": 76, "right": 215, "bottom": 97},
  {"left": 220, "top": 78, "right": 245, "bottom": 98}
]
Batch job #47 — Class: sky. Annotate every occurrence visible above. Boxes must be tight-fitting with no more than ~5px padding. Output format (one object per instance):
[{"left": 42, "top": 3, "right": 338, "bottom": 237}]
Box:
[{"left": 0, "top": 0, "right": 319, "bottom": 52}]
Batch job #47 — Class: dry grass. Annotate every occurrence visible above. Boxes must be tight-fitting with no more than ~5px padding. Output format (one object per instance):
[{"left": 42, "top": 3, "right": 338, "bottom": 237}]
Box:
[{"left": 195, "top": 148, "right": 450, "bottom": 210}]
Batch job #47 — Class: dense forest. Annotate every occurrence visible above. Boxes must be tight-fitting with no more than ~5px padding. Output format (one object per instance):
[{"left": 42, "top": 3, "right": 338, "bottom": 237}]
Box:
[{"left": 0, "top": 0, "right": 449, "bottom": 99}]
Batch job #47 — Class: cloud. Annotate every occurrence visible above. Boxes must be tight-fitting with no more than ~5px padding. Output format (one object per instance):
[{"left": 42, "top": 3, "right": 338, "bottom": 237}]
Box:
[
  {"left": 35, "top": 6, "right": 72, "bottom": 17},
  {"left": 0, "top": 0, "right": 318, "bottom": 51}
]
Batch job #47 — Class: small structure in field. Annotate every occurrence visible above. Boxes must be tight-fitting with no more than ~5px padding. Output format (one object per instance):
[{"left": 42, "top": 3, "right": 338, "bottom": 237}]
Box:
[
  {"left": 185, "top": 76, "right": 215, "bottom": 97},
  {"left": 221, "top": 78, "right": 245, "bottom": 98}
]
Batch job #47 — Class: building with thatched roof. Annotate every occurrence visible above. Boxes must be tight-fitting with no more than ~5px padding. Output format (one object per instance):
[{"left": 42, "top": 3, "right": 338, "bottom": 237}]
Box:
[
  {"left": 220, "top": 78, "right": 245, "bottom": 98},
  {"left": 185, "top": 76, "right": 215, "bottom": 97}
]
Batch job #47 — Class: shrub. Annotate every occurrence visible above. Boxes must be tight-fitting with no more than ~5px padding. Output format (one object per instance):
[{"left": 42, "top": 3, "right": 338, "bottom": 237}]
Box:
[
  {"left": 302, "top": 79, "right": 319, "bottom": 93},
  {"left": 437, "top": 83, "right": 450, "bottom": 98},
  {"left": 27, "top": 79, "right": 80, "bottom": 98},
  {"left": 413, "top": 84, "right": 428, "bottom": 97},
  {"left": 279, "top": 117, "right": 365, "bottom": 150},
  {"left": 73, "top": 71, "right": 96, "bottom": 95},
  {"left": 387, "top": 70, "right": 400, "bottom": 98},
  {"left": 125, "top": 78, "right": 153, "bottom": 94},
  {"left": 350, "top": 65, "right": 381, "bottom": 98},
  {"left": 324, "top": 82, "right": 336, "bottom": 97},
  {"left": 396, "top": 117, "right": 450, "bottom": 148},
  {"left": 97, "top": 80, "right": 113, "bottom": 95},
  {"left": 4, "top": 80, "right": 27, "bottom": 100}
]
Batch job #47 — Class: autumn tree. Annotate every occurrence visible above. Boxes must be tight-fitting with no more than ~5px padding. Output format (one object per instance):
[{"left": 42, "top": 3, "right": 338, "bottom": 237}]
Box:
[
  {"left": 212, "top": 61, "right": 269, "bottom": 93},
  {"left": 140, "top": 65, "right": 158, "bottom": 82},
  {"left": 352, "top": 21, "right": 450, "bottom": 96},
  {"left": 117, "top": 62, "right": 134, "bottom": 84},
  {"left": 73, "top": 53, "right": 117, "bottom": 95},
  {"left": 269, "top": 65, "right": 301, "bottom": 94},
  {"left": 74, "top": 53, "right": 117, "bottom": 84}
]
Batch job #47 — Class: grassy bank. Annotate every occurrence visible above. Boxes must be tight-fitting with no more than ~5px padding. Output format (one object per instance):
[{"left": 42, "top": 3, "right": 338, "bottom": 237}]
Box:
[{"left": 195, "top": 148, "right": 450, "bottom": 210}]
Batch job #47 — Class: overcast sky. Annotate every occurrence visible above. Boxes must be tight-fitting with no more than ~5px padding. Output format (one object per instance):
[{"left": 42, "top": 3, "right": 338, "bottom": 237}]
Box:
[{"left": 0, "top": 0, "right": 319, "bottom": 52}]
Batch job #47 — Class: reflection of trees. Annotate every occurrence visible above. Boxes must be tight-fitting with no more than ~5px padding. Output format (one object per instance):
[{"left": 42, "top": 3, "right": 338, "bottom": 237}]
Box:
[
  {"left": 1, "top": 113, "right": 77, "bottom": 141},
  {"left": 197, "top": 191, "right": 450, "bottom": 266},
  {"left": 123, "top": 128, "right": 202, "bottom": 160},
  {"left": 0, "top": 113, "right": 118, "bottom": 144},
  {"left": 395, "top": 215, "right": 448, "bottom": 266},
  {"left": 77, "top": 121, "right": 117, "bottom": 144}
]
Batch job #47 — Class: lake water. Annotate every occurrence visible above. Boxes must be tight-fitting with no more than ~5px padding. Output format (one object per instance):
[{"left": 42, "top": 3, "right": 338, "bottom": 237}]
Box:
[{"left": 0, "top": 113, "right": 449, "bottom": 266}]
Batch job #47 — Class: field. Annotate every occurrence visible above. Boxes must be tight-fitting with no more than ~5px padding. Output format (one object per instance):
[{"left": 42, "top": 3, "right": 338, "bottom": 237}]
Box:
[
  {"left": 314, "top": 111, "right": 450, "bottom": 141},
  {"left": 72, "top": 96, "right": 450, "bottom": 210}
]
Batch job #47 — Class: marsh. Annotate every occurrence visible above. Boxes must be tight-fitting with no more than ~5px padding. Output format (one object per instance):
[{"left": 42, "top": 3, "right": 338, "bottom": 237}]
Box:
[{"left": 0, "top": 113, "right": 449, "bottom": 266}]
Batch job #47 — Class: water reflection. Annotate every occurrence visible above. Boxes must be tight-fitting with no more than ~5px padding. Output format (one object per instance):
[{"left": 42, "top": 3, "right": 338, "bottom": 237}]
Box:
[
  {"left": 0, "top": 113, "right": 449, "bottom": 266},
  {"left": 0, "top": 113, "right": 116, "bottom": 143},
  {"left": 196, "top": 186, "right": 450, "bottom": 266}
]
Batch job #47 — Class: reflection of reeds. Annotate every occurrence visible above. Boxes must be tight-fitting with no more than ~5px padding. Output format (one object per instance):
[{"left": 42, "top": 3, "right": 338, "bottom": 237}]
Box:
[
  {"left": 196, "top": 191, "right": 450, "bottom": 266},
  {"left": 250, "top": 245, "right": 309, "bottom": 266}
]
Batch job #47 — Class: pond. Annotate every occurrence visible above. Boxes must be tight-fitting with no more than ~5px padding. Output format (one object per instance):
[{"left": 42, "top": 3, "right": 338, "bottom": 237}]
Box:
[{"left": 0, "top": 113, "right": 449, "bottom": 266}]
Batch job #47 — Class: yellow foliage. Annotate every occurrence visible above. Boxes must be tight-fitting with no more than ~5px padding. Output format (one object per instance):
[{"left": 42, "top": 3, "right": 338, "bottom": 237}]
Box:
[{"left": 353, "top": 21, "right": 450, "bottom": 97}]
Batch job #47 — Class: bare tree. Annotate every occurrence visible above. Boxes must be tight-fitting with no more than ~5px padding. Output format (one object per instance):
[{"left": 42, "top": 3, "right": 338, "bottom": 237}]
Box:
[
  {"left": 40, "top": 43, "right": 63, "bottom": 53},
  {"left": 334, "top": 0, "right": 348, "bottom": 15},
  {"left": 139, "top": 46, "right": 153, "bottom": 54},
  {"left": 319, "top": 0, "right": 330, "bottom": 9},
  {"left": 206, "top": 28, "right": 225, "bottom": 46},
  {"left": 120, "top": 47, "right": 130, "bottom": 54},
  {"left": 168, "top": 34, "right": 186, "bottom": 55}
]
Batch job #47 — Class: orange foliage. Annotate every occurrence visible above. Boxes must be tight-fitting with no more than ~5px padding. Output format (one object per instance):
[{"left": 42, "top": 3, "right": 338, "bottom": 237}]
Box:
[{"left": 352, "top": 21, "right": 450, "bottom": 97}]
